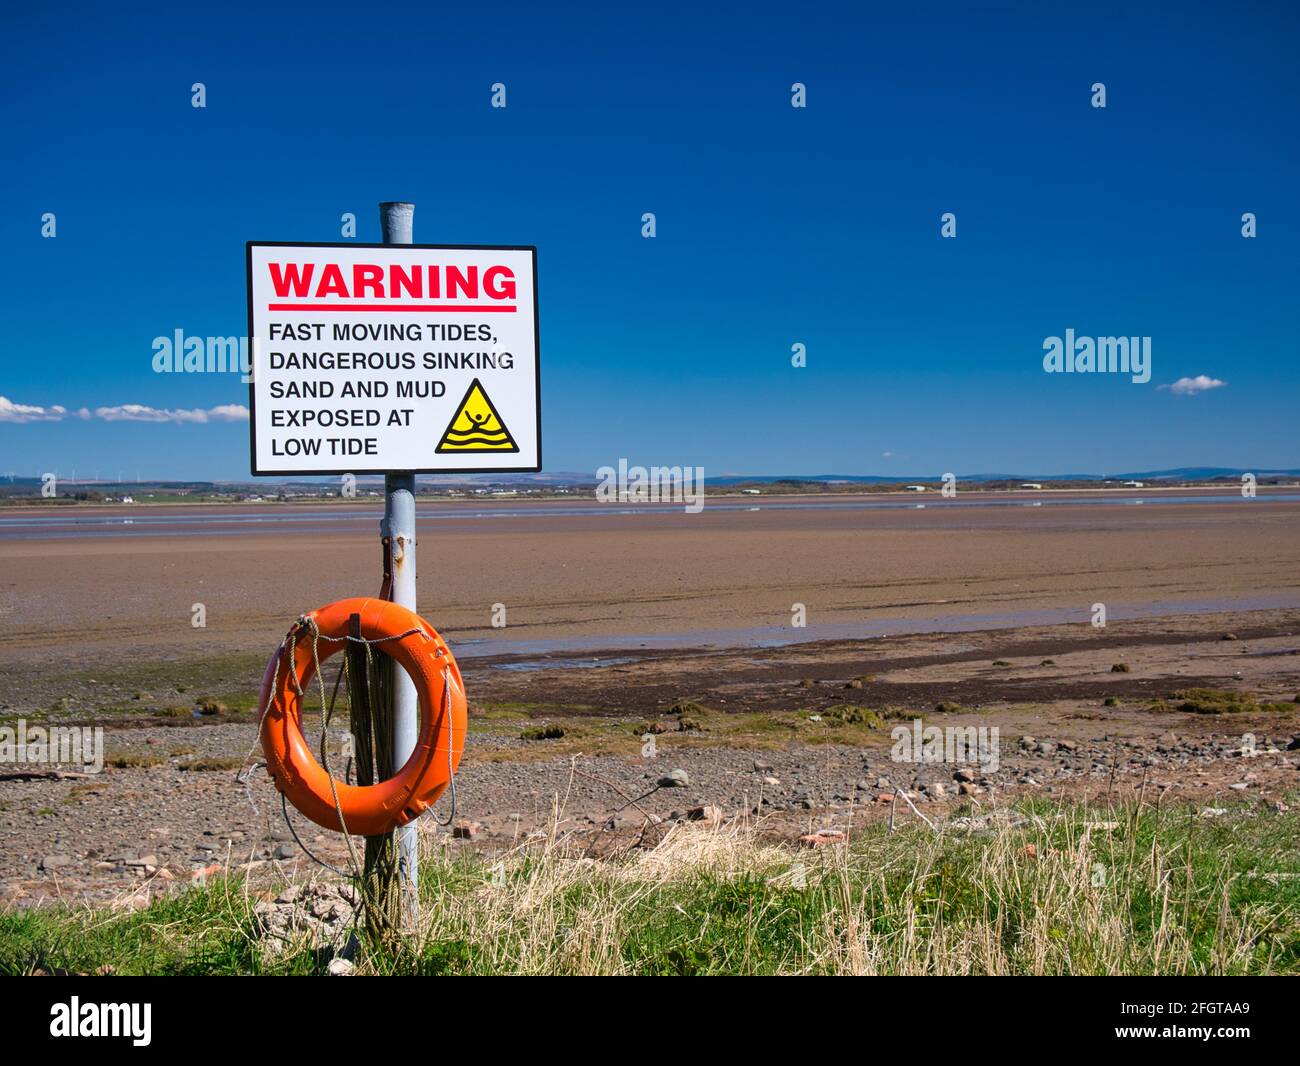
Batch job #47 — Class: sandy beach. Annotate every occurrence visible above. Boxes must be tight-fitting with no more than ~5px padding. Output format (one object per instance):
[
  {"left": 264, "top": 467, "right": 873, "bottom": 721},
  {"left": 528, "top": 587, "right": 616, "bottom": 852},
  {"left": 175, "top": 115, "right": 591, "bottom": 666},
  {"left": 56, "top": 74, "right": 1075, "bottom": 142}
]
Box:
[{"left": 1, "top": 489, "right": 1298, "bottom": 662}]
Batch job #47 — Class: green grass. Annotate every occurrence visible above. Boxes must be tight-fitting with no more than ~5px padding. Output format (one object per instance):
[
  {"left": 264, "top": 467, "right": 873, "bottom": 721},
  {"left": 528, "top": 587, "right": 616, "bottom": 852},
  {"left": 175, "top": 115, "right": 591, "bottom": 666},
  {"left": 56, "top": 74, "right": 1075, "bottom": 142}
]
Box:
[
  {"left": 519, "top": 725, "right": 566, "bottom": 741},
  {"left": 1151, "top": 687, "right": 1296, "bottom": 715},
  {"left": 105, "top": 752, "right": 165, "bottom": 769},
  {"left": 473, "top": 699, "right": 965, "bottom": 763},
  {"left": 157, "top": 706, "right": 193, "bottom": 719},
  {"left": 0, "top": 881, "right": 278, "bottom": 975},
  {"left": 2, "top": 797, "right": 1295, "bottom": 976},
  {"left": 14, "top": 652, "right": 269, "bottom": 723},
  {"left": 820, "top": 706, "right": 887, "bottom": 729},
  {"left": 177, "top": 756, "right": 244, "bottom": 772}
]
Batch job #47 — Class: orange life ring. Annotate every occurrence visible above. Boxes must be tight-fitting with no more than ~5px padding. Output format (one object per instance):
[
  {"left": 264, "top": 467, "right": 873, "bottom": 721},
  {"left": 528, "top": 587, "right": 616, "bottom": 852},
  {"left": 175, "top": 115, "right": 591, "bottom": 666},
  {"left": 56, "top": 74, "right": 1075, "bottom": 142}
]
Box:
[{"left": 258, "top": 596, "right": 467, "bottom": 836}]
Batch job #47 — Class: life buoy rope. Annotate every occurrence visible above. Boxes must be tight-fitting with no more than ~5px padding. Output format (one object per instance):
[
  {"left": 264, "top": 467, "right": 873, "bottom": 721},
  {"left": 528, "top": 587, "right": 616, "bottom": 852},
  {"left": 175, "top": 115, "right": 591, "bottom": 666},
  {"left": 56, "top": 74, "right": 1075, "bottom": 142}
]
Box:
[{"left": 430, "top": 662, "right": 458, "bottom": 826}]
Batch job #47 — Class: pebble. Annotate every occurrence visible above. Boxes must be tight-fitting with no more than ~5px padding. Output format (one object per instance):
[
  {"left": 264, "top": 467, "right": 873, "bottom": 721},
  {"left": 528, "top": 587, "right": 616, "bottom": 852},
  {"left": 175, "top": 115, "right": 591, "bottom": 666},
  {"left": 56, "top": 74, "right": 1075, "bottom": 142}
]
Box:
[
  {"left": 254, "top": 883, "right": 357, "bottom": 958},
  {"left": 5, "top": 683, "right": 1291, "bottom": 913}
]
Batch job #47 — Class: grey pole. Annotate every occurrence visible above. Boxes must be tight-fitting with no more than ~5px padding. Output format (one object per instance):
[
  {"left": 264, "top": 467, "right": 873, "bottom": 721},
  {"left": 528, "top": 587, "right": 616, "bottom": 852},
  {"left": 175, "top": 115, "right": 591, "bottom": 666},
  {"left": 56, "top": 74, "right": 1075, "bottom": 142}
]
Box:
[{"left": 379, "top": 201, "right": 419, "bottom": 922}]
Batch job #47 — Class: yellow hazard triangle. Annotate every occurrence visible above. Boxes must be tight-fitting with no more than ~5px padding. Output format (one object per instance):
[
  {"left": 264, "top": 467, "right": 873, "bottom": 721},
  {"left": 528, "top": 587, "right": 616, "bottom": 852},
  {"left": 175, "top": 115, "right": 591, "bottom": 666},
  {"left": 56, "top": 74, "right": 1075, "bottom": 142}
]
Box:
[{"left": 436, "top": 378, "right": 519, "bottom": 452}]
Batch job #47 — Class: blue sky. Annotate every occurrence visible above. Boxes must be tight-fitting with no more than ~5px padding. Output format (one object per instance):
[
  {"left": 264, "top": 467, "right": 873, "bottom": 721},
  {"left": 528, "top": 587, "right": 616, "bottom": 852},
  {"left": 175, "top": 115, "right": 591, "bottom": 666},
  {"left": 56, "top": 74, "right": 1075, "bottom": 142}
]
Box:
[{"left": 1, "top": 1, "right": 1296, "bottom": 480}]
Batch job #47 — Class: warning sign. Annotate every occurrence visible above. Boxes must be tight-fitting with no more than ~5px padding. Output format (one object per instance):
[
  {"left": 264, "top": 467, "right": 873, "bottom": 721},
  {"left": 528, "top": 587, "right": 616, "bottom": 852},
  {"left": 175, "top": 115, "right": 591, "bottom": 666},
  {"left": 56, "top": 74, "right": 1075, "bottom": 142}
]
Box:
[
  {"left": 436, "top": 379, "right": 518, "bottom": 452},
  {"left": 246, "top": 242, "right": 540, "bottom": 475}
]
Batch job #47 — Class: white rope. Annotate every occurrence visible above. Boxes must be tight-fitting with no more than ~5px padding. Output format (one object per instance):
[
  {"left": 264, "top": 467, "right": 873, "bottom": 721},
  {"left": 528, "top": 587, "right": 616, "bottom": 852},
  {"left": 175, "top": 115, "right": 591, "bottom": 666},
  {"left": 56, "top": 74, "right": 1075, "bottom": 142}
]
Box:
[{"left": 430, "top": 660, "right": 459, "bottom": 827}]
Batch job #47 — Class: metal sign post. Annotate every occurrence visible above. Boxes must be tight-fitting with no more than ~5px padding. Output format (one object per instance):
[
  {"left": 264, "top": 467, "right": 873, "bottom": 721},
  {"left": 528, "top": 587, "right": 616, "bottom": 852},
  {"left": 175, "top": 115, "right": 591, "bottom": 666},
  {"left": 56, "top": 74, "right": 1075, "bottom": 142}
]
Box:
[
  {"left": 378, "top": 201, "right": 420, "bottom": 924},
  {"left": 246, "top": 209, "right": 541, "bottom": 938}
]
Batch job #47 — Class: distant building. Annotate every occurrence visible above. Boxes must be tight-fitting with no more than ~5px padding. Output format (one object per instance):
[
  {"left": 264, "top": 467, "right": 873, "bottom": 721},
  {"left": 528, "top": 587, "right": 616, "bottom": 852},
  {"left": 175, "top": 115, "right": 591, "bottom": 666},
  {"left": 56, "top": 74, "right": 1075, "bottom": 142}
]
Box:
[
  {"left": 1122, "top": 480, "right": 1144, "bottom": 488},
  {"left": 741, "top": 488, "right": 761, "bottom": 495},
  {"left": 1020, "top": 483, "right": 1043, "bottom": 490},
  {"left": 903, "top": 485, "right": 927, "bottom": 492}
]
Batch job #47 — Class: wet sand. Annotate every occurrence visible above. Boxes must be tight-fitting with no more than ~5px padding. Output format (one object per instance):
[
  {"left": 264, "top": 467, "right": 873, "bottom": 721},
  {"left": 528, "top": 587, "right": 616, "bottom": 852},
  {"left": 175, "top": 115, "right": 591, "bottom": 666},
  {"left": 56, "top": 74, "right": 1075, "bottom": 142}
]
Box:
[{"left": 1, "top": 491, "right": 1298, "bottom": 663}]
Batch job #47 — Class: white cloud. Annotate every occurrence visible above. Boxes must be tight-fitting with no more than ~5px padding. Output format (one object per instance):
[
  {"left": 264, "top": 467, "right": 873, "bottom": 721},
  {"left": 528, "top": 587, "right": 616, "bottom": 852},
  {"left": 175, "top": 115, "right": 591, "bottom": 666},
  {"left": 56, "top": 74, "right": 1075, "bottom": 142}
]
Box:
[
  {"left": 1159, "top": 375, "right": 1227, "bottom": 396},
  {"left": 0, "top": 396, "right": 67, "bottom": 423},
  {"left": 2, "top": 396, "right": 251, "bottom": 425},
  {"left": 207, "top": 404, "right": 250, "bottom": 422},
  {"left": 94, "top": 403, "right": 249, "bottom": 423}
]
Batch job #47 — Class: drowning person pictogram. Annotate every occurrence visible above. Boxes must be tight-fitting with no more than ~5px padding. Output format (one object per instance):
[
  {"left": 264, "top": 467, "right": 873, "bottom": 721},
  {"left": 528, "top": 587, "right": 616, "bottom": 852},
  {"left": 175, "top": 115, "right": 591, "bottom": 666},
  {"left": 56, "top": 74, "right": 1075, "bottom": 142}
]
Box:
[{"left": 435, "top": 378, "right": 519, "bottom": 452}]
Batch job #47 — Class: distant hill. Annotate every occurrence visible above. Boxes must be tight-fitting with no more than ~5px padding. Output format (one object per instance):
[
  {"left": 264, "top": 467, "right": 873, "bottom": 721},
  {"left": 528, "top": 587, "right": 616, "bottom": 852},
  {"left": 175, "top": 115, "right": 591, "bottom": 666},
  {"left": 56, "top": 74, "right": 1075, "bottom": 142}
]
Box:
[
  {"left": 1105, "top": 467, "right": 1300, "bottom": 480},
  {"left": 702, "top": 468, "right": 1300, "bottom": 485},
  {"left": 2, "top": 467, "right": 1298, "bottom": 496}
]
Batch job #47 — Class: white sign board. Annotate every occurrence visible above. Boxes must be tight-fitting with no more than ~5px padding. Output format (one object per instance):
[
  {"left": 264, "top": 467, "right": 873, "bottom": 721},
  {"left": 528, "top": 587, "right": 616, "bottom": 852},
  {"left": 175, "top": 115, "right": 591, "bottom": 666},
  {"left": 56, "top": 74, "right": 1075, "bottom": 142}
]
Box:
[{"left": 246, "top": 242, "right": 540, "bottom": 475}]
